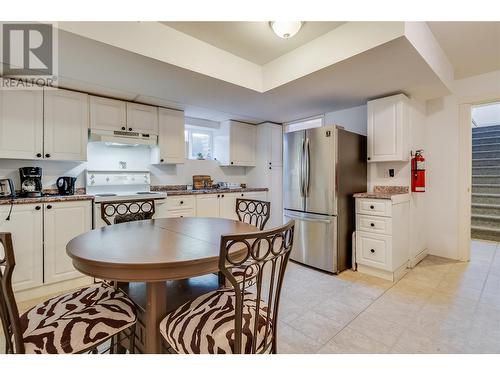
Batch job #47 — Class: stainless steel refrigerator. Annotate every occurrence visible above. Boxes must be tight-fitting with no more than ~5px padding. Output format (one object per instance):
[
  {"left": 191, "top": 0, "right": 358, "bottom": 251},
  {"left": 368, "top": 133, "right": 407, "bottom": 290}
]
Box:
[{"left": 283, "top": 124, "right": 366, "bottom": 273}]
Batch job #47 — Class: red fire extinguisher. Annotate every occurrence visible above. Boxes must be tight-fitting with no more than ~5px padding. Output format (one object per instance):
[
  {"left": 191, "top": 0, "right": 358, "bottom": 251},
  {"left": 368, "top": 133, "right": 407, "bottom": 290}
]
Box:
[{"left": 411, "top": 150, "right": 425, "bottom": 193}]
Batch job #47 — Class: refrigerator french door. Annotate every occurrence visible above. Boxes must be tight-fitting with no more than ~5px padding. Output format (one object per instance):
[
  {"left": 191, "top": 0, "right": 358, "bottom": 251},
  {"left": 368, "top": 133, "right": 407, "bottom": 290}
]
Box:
[
  {"left": 284, "top": 125, "right": 338, "bottom": 272},
  {"left": 284, "top": 124, "right": 367, "bottom": 273}
]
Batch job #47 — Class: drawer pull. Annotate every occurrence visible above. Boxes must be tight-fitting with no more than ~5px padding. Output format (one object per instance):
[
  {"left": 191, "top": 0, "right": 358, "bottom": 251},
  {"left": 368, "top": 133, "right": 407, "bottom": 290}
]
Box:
[
  {"left": 370, "top": 249, "right": 375, "bottom": 253},
  {"left": 370, "top": 223, "right": 375, "bottom": 227},
  {"left": 35, "top": 206, "right": 41, "bottom": 210},
  {"left": 370, "top": 205, "right": 374, "bottom": 209}
]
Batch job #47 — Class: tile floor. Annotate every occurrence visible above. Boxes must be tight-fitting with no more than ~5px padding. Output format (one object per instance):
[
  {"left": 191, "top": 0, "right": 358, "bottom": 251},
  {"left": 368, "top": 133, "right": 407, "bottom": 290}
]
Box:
[
  {"left": 2, "top": 240, "right": 500, "bottom": 354},
  {"left": 278, "top": 240, "right": 500, "bottom": 354}
]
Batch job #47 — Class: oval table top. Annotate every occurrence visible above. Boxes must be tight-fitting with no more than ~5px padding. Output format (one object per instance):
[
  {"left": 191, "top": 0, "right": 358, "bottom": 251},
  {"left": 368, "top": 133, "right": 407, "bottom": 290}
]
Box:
[{"left": 66, "top": 217, "right": 259, "bottom": 282}]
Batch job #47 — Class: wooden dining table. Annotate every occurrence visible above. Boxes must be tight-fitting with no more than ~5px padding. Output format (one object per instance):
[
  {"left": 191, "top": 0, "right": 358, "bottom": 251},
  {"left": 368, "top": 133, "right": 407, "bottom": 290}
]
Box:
[{"left": 66, "top": 217, "right": 259, "bottom": 354}]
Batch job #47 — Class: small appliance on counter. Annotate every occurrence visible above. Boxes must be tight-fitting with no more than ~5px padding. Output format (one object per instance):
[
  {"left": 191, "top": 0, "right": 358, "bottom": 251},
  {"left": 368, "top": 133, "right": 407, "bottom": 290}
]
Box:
[
  {"left": 0, "top": 178, "right": 15, "bottom": 199},
  {"left": 19, "top": 167, "right": 43, "bottom": 198},
  {"left": 216, "top": 182, "right": 241, "bottom": 189},
  {"left": 57, "top": 176, "right": 77, "bottom": 195},
  {"left": 193, "top": 175, "right": 213, "bottom": 190}
]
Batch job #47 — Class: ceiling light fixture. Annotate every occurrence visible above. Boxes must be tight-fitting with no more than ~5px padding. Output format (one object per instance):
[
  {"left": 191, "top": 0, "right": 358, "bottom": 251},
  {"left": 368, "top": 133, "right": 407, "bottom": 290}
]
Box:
[{"left": 269, "top": 21, "right": 304, "bottom": 39}]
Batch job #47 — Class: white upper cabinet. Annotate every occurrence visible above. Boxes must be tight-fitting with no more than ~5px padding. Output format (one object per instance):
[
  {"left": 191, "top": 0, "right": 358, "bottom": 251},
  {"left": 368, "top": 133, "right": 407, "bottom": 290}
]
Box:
[
  {"left": 0, "top": 87, "right": 43, "bottom": 160},
  {"left": 89, "top": 95, "right": 127, "bottom": 132},
  {"left": 44, "top": 88, "right": 88, "bottom": 161},
  {"left": 157, "top": 108, "right": 185, "bottom": 164},
  {"left": 367, "top": 94, "right": 409, "bottom": 162},
  {"left": 214, "top": 120, "right": 256, "bottom": 166},
  {"left": 270, "top": 124, "right": 283, "bottom": 166},
  {"left": 126, "top": 102, "right": 159, "bottom": 135}
]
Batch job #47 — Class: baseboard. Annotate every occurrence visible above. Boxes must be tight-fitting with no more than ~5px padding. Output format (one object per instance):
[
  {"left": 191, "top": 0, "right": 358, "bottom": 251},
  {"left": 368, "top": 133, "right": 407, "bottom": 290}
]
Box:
[
  {"left": 15, "top": 277, "right": 93, "bottom": 303},
  {"left": 357, "top": 262, "right": 409, "bottom": 282},
  {"left": 409, "top": 248, "right": 428, "bottom": 268}
]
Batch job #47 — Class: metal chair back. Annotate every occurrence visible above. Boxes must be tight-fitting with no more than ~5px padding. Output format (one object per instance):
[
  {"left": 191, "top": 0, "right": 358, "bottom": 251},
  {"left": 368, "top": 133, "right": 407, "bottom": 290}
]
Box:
[
  {"left": 235, "top": 198, "right": 271, "bottom": 230},
  {"left": 218, "top": 220, "right": 295, "bottom": 354}
]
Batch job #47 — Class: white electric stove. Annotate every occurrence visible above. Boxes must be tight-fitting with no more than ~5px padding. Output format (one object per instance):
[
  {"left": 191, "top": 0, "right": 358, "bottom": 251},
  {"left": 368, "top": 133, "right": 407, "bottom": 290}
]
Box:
[{"left": 86, "top": 171, "right": 167, "bottom": 227}]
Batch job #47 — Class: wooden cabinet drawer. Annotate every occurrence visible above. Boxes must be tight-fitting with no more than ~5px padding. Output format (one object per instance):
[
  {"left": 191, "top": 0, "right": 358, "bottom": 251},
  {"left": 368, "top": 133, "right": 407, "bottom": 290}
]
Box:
[
  {"left": 356, "top": 231, "right": 391, "bottom": 270},
  {"left": 356, "top": 214, "right": 392, "bottom": 235},
  {"left": 356, "top": 198, "right": 392, "bottom": 217},
  {"left": 166, "top": 208, "right": 195, "bottom": 218},
  {"left": 166, "top": 195, "right": 195, "bottom": 210}
]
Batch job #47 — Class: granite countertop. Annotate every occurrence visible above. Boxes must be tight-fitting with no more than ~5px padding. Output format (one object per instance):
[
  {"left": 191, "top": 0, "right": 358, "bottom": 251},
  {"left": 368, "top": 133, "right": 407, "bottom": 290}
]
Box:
[
  {"left": 353, "top": 185, "right": 410, "bottom": 200},
  {"left": 0, "top": 194, "right": 94, "bottom": 206},
  {"left": 157, "top": 187, "right": 269, "bottom": 196}
]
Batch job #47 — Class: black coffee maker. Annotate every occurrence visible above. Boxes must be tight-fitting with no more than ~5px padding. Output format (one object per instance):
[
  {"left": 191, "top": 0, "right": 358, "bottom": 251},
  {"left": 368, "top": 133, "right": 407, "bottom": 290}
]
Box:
[
  {"left": 19, "top": 167, "right": 43, "bottom": 198},
  {"left": 57, "top": 176, "right": 77, "bottom": 195}
]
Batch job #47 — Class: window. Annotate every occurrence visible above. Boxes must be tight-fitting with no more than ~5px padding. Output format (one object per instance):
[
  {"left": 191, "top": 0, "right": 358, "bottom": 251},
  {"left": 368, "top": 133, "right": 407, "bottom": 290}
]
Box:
[{"left": 185, "top": 126, "right": 214, "bottom": 160}]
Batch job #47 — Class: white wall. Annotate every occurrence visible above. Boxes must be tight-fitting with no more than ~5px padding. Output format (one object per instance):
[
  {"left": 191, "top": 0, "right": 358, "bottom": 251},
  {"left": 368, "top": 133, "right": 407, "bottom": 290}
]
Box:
[
  {"left": 425, "top": 70, "right": 500, "bottom": 259},
  {"left": 324, "top": 105, "right": 367, "bottom": 136}
]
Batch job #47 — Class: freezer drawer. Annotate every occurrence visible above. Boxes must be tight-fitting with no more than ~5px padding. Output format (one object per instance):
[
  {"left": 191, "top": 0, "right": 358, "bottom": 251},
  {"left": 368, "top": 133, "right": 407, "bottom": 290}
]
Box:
[{"left": 284, "top": 210, "right": 337, "bottom": 273}]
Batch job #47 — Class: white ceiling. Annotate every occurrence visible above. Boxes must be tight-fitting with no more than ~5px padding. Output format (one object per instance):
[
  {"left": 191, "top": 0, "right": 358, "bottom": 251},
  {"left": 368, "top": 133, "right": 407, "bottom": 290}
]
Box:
[
  {"left": 161, "top": 21, "right": 345, "bottom": 64},
  {"left": 472, "top": 102, "right": 500, "bottom": 127},
  {"left": 428, "top": 21, "right": 500, "bottom": 79}
]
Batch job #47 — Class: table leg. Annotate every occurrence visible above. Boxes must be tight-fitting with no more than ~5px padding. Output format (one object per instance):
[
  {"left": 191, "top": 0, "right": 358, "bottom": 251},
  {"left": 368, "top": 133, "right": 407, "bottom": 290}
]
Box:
[{"left": 144, "top": 281, "right": 167, "bottom": 354}]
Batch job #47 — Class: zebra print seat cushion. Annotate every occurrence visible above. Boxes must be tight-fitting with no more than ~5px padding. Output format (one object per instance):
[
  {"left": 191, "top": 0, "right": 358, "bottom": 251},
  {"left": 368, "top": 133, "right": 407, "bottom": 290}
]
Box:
[
  {"left": 19, "top": 283, "right": 136, "bottom": 354},
  {"left": 160, "top": 288, "right": 272, "bottom": 354}
]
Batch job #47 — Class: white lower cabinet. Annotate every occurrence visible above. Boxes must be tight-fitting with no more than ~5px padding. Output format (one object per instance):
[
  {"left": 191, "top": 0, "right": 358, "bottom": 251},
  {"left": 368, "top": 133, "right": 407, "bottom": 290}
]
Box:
[
  {"left": 0, "top": 204, "right": 43, "bottom": 291},
  {"left": 196, "top": 194, "right": 220, "bottom": 218},
  {"left": 0, "top": 201, "right": 92, "bottom": 293},
  {"left": 355, "top": 197, "right": 410, "bottom": 281},
  {"left": 43, "top": 201, "right": 91, "bottom": 284},
  {"left": 155, "top": 196, "right": 195, "bottom": 218}
]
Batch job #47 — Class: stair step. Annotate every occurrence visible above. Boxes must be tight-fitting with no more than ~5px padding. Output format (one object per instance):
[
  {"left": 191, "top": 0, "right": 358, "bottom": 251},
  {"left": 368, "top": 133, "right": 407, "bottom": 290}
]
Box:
[
  {"left": 472, "top": 125, "right": 500, "bottom": 134},
  {"left": 472, "top": 193, "right": 500, "bottom": 204},
  {"left": 472, "top": 165, "right": 500, "bottom": 176},
  {"left": 472, "top": 184, "right": 500, "bottom": 194},
  {"left": 473, "top": 158, "right": 500, "bottom": 167},
  {"left": 471, "top": 225, "right": 500, "bottom": 241},
  {"left": 472, "top": 175, "right": 500, "bottom": 184},
  {"left": 473, "top": 150, "right": 500, "bottom": 159},
  {"left": 472, "top": 203, "right": 500, "bottom": 215},
  {"left": 472, "top": 143, "right": 500, "bottom": 152},
  {"left": 472, "top": 135, "right": 500, "bottom": 145}
]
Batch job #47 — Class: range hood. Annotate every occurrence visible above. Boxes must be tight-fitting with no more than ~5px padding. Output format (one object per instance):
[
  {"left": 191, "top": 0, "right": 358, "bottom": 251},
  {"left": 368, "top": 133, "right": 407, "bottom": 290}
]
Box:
[{"left": 89, "top": 129, "right": 158, "bottom": 146}]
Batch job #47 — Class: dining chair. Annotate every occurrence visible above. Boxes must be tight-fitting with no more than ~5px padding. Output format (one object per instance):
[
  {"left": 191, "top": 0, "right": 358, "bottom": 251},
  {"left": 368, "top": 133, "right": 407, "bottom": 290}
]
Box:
[
  {"left": 235, "top": 198, "right": 271, "bottom": 231},
  {"left": 159, "top": 220, "right": 295, "bottom": 354},
  {"left": 0, "top": 232, "right": 137, "bottom": 354}
]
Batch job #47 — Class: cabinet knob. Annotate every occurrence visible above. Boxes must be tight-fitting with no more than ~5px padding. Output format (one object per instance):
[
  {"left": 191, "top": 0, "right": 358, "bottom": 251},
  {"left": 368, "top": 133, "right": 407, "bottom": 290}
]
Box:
[
  {"left": 121, "top": 126, "right": 126, "bottom": 131},
  {"left": 217, "top": 194, "right": 220, "bottom": 198},
  {"left": 47, "top": 205, "right": 52, "bottom": 209},
  {"left": 180, "top": 215, "right": 184, "bottom": 218},
  {"left": 36, "top": 153, "right": 42, "bottom": 158},
  {"left": 269, "top": 162, "right": 272, "bottom": 165},
  {"left": 241, "top": 194, "right": 244, "bottom": 197},
  {"left": 230, "top": 162, "right": 234, "bottom": 165},
  {"left": 221, "top": 194, "right": 225, "bottom": 198},
  {"left": 370, "top": 249, "right": 375, "bottom": 253},
  {"left": 180, "top": 200, "right": 184, "bottom": 205},
  {"left": 35, "top": 206, "right": 41, "bottom": 210},
  {"left": 128, "top": 128, "right": 132, "bottom": 131},
  {"left": 367, "top": 157, "right": 371, "bottom": 161},
  {"left": 269, "top": 167, "right": 272, "bottom": 170},
  {"left": 160, "top": 159, "right": 164, "bottom": 163},
  {"left": 370, "top": 205, "right": 374, "bottom": 209},
  {"left": 370, "top": 223, "right": 375, "bottom": 227},
  {"left": 45, "top": 153, "right": 51, "bottom": 158}
]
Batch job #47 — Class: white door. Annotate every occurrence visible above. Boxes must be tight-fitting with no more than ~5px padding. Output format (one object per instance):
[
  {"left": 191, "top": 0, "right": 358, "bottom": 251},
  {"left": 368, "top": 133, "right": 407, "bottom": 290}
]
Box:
[
  {"left": 270, "top": 124, "right": 283, "bottom": 166},
  {"left": 89, "top": 96, "right": 127, "bottom": 132},
  {"left": 158, "top": 108, "right": 185, "bottom": 164},
  {"left": 230, "top": 122, "right": 256, "bottom": 166},
  {"left": 126, "top": 102, "right": 159, "bottom": 135},
  {"left": 44, "top": 88, "right": 89, "bottom": 161},
  {"left": 0, "top": 88, "right": 43, "bottom": 160},
  {"left": 43, "top": 201, "right": 91, "bottom": 284},
  {"left": 196, "top": 195, "right": 220, "bottom": 217},
  {"left": 219, "top": 193, "right": 239, "bottom": 220},
  {"left": 0, "top": 204, "right": 43, "bottom": 291}
]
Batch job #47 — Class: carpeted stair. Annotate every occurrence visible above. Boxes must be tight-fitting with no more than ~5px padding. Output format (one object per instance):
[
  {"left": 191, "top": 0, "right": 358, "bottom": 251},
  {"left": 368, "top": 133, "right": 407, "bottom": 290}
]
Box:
[{"left": 472, "top": 124, "right": 500, "bottom": 241}]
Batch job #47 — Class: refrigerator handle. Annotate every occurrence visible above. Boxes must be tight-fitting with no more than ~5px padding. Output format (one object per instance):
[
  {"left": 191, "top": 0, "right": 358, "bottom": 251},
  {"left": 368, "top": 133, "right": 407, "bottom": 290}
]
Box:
[
  {"left": 305, "top": 138, "right": 311, "bottom": 196},
  {"left": 300, "top": 138, "right": 305, "bottom": 197}
]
